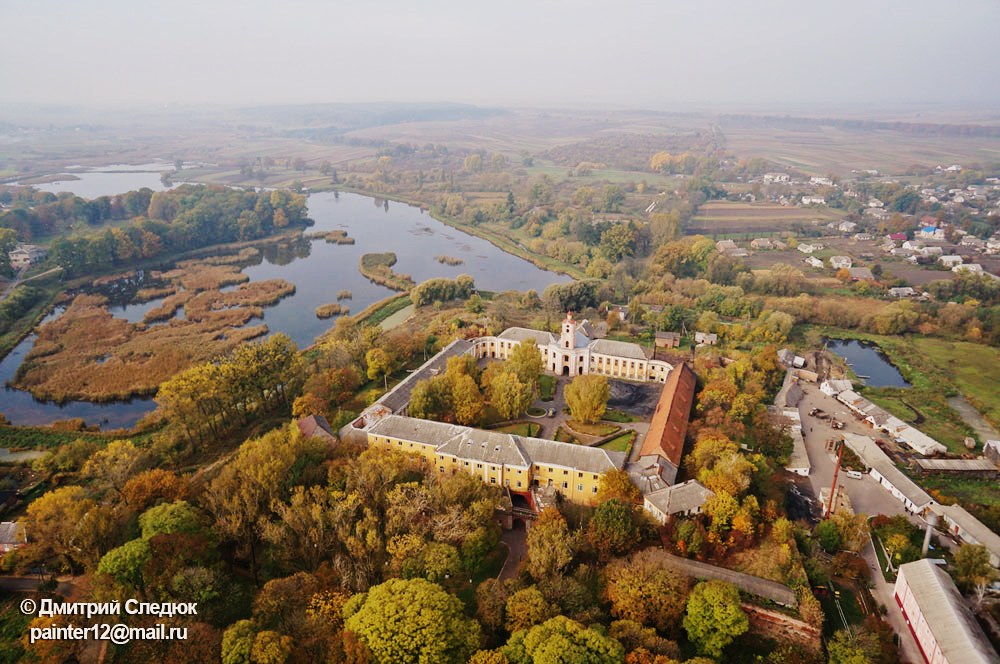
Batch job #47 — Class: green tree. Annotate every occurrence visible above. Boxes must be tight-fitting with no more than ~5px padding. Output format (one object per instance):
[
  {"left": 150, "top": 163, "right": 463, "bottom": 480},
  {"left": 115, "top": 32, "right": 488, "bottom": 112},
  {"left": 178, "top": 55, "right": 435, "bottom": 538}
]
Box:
[
  {"left": 97, "top": 539, "right": 152, "bottom": 593},
  {"left": 604, "top": 549, "right": 692, "bottom": 632},
  {"left": 505, "top": 586, "right": 558, "bottom": 633},
  {"left": 954, "top": 543, "right": 997, "bottom": 606},
  {"left": 587, "top": 499, "right": 644, "bottom": 560},
  {"left": 526, "top": 509, "right": 575, "bottom": 581},
  {"left": 508, "top": 341, "right": 544, "bottom": 391},
  {"left": 139, "top": 500, "right": 204, "bottom": 539},
  {"left": 221, "top": 620, "right": 256, "bottom": 664},
  {"left": 344, "top": 578, "right": 480, "bottom": 664},
  {"left": 487, "top": 370, "right": 532, "bottom": 420},
  {"left": 366, "top": 347, "right": 395, "bottom": 391},
  {"left": 815, "top": 519, "right": 842, "bottom": 554},
  {"left": 565, "top": 374, "right": 609, "bottom": 424},
  {"left": 827, "top": 627, "right": 882, "bottom": 664},
  {"left": 682, "top": 580, "right": 748, "bottom": 658},
  {"left": 505, "top": 616, "right": 624, "bottom": 664},
  {"left": 452, "top": 373, "right": 486, "bottom": 426}
]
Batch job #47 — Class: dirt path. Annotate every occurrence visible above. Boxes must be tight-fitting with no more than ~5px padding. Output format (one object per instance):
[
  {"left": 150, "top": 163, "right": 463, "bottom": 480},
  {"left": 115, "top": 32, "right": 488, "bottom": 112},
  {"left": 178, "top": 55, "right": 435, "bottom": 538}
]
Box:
[{"left": 947, "top": 395, "right": 1000, "bottom": 442}]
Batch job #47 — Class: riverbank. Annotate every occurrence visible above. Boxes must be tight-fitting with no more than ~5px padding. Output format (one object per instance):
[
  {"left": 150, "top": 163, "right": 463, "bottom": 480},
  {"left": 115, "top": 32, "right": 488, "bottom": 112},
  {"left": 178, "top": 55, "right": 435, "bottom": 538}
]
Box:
[{"left": 332, "top": 186, "right": 587, "bottom": 281}]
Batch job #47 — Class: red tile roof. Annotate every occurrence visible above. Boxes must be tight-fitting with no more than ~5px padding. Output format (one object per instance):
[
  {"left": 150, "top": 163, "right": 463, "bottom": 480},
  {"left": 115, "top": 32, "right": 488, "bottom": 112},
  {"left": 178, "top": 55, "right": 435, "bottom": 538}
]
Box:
[{"left": 639, "top": 363, "right": 696, "bottom": 468}]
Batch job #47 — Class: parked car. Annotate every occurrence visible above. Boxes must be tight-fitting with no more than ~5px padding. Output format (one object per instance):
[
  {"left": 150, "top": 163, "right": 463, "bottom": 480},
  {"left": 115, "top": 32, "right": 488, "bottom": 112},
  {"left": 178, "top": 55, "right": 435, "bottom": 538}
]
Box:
[
  {"left": 845, "top": 470, "right": 864, "bottom": 480},
  {"left": 547, "top": 409, "right": 555, "bottom": 418}
]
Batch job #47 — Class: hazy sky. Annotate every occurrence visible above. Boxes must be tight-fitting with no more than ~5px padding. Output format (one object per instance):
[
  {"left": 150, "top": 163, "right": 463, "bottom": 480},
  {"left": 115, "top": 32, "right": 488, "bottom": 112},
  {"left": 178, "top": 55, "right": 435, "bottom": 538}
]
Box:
[{"left": 2, "top": 0, "right": 999, "bottom": 111}]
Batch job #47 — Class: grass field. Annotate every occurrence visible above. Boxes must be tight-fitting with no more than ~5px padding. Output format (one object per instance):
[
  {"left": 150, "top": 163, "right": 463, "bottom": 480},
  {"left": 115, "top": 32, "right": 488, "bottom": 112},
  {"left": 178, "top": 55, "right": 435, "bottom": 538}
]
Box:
[
  {"left": 538, "top": 375, "right": 556, "bottom": 401},
  {"left": 921, "top": 476, "right": 1000, "bottom": 509},
  {"left": 908, "top": 338, "right": 1000, "bottom": 429},
  {"left": 689, "top": 201, "right": 843, "bottom": 234}
]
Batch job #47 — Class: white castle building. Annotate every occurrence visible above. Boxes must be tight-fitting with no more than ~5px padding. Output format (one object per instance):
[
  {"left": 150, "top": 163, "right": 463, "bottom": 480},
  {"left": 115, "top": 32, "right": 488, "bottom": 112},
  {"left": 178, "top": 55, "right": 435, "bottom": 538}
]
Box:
[{"left": 471, "top": 312, "right": 672, "bottom": 382}]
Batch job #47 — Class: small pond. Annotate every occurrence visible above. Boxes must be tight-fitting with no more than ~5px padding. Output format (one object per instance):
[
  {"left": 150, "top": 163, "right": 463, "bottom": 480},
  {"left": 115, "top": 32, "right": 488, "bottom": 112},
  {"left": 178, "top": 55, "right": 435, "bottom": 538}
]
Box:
[{"left": 824, "top": 338, "right": 910, "bottom": 388}]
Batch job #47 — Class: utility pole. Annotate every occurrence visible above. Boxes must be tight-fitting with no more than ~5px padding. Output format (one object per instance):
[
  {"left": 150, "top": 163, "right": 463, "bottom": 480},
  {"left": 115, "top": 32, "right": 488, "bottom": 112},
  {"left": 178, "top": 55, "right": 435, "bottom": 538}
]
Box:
[{"left": 825, "top": 441, "right": 844, "bottom": 518}]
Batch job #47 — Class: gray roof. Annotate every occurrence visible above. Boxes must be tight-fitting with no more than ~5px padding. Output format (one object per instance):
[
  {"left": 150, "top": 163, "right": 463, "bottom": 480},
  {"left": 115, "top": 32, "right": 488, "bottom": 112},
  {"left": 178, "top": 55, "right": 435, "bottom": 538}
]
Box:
[
  {"left": 626, "top": 456, "right": 674, "bottom": 494},
  {"left": 645, "top": 480, "right": 715, "bottom": 515},
  {"left": 914, "top": 458, "right": 997, "bottom": 473},
  {"left": 932, "top": 504, "right": 1000, "bottom": 558},
  {"left": 588, "top": 338, "right": 648, "bottom": 360},
  {"left": 0, "top": 522, "right": 24, "bottom": 546},
  {"left": 519, "top": 437, "right": 626, "bottom": 475},
  {"left": 368, "top": 414, "right": 625, "bottom": 475},
  {"left": 896, "top": 559, "right": 1000, "bottom": 664},
  {"left": 841, "top": 433, "right": 933, "bottom": 509},
  {"left": 374, "top": 339, "right": 473, "bottom": 413},
  {"left": 498, "top": 327, "right": 555, "bottom": 346}
]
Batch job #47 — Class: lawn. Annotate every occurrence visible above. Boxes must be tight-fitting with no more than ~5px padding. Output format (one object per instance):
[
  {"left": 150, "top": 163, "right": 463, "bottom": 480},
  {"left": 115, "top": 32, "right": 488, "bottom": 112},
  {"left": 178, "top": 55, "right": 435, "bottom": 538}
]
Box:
[
  {"left": 538, "top": 375, "right": 556, "bottom": 402},
  {"left": 490, "top": 422, "right": 542, "bottom": 438},
  {"left": 599, "top": 430, "right": 635, "bottom": 453},
  {"left": 920, "top": 476, "right": 1000, "bottom": 513},
  {"left": 603, "top": 408, "right": 637, "bottom": 423},
  {"left": 565, "top": 420, "right": 620, "bottom": 437},
  {"left": 554, "top": 427, "right": 581, "bottom": 444},
  {"left": 0, "top": 596, "right": 30, "bottom": 664}
]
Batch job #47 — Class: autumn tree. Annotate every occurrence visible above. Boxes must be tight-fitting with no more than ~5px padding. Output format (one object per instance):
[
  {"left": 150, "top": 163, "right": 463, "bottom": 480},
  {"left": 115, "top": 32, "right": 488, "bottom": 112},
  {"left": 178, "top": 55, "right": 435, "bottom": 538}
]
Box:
[
  {"left": 344, "top": 578, "right": 480, "bottom": 664},
  {"left": 587, "top": 499, "right": 645, "bottom": 561},
  {"left": 683, "top": 580, "right": 748, "bottom": 658},
  {"left": 954, "top": 543, "right": 997, "bottom": 607},
  {"left": 452, "top": 373, "right": 486, "bottom": 426},
  {"left": 21, "top": 486, "right": 98, "bottom": 573},
  {"left": 604, "top": 549, "right": 692, "bottom": 633},
  {"left": 121, "top": 469, "right": 187, "bottom": 510},
  {"left": 565, "top": 374, "right": 610, "bottom": 424},
  {"left": 487, "top": 369, "right": 533, "bottom": 421},
  {"left": 366, "top": 347, "right": 395, "bottom": 391},
  {"left": 204, "top": 427, "right": 303, "bottom": 585},
  {"left": 504, "top": 616, "right": 624, "bottom": 664},
  {"left": 83, "top": 439, "right": 152, "bottom": 497},
  {"left": 526, "top": 508, "right": 575, "bottom": 581},
  {"left": 508, "top": 341, "right": 544, "bottom": 390},
  {"left": 505, "top": 586, "right": 558, "bottom": 633},
  {"left": 596, "top": 469, "right": 642, "bottom": 504}
]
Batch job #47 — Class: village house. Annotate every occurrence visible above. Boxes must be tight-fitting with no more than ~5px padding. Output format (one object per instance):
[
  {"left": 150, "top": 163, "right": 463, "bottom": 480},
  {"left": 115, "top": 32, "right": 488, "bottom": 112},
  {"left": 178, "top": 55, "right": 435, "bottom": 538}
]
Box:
[
  {"left": 829, "top": 256, "right": 853, "bottom": 270},
  {"left": 801, "top": 195, "right": 826, "bottom": 206},
  {"left": 803, "top": 256, "right": 823, "bottom": 269},
  {"left": 750, "top": 238, "right": 774, "bottom": 250},
  {"left": 694, "top": 331, "right": 717, "bottom": 346},
  {"left": 888, "top": 287, "right": 917, "bottom": 298},
  {"left": 8, "top": 244, "right": 48, "bottom": 269},
  {"left": 953, "top": 263, "right": 984, "bottom": 275},
  {"left": 819, "top": 379, "right": 853, "bottom": 396},
  {"left": 985, "top": 440, "right": 1000, "bottom": 464},
  {"left": 654, "top": 331, "right": 681, "bottom": 349},
  {"left": 838, "top": 220, "right": 858, "bottom": 233},
  {"left": 797, "top": 243, "right": 820, "bottom": 254},
  {"left": 917, "top": 226, "right": 946, "bottom": 241},
  {"left": 853, "top": 232, "right": 873, "bottom": 241},
  {"left": 919, "top": 246, "right": 943, "bottom": 257},
  {"left": 938, "top": 255, "right": 964, "bottom": 268},
  {"left": 763, "top": 172, "right": 790, "bottom": 184},
  {"left": 644, "top": 480, "right": 715, "bottom": 523},
  {"left": 847, "top": 267, "right": 874, "bottom": 281}
]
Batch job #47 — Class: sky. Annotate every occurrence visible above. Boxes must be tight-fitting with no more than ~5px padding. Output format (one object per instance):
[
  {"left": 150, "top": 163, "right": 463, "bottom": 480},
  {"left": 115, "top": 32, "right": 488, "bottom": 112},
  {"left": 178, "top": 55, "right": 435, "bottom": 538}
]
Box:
[{"left": 2, "top": 0, "right": 999, "bottom": 112}]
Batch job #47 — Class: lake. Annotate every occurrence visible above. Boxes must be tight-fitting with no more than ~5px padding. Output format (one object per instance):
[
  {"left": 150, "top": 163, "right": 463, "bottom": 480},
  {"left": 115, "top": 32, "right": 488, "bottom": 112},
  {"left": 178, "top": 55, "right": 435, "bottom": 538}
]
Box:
[
  {"left": 824, "top": 338, "right": 911, "bottom": 388},
  {"left": 0, "top": 191, "right": 571, "bottom": 429},
  {"left": 19, "top": 162, "right": 177, "bottom": 199}
]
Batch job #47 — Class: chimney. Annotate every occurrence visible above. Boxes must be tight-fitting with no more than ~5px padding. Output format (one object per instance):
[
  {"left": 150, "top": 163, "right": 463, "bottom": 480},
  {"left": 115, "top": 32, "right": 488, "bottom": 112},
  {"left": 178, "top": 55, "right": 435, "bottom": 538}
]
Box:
[{"left": 921, "top": 511, "right": 940, "bottom": 557}]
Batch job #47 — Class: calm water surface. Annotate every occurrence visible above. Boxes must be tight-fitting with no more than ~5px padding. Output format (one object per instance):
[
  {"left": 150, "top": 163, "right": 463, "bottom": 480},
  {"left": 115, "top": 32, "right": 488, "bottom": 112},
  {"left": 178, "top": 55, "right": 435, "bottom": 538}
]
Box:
[
  {"left": 824, "top": 338, "right": 911, "bottom": 388},
  {"left": 0, "top": 190, "right": 570, "bottom": 429}
]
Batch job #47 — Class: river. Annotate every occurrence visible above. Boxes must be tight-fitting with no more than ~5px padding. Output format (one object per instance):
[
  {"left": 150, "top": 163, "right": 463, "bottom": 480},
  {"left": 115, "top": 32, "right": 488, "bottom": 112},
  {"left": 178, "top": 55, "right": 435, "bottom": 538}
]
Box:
[{"left": 0, "top": 188, "right": 570, "bottom": 430}]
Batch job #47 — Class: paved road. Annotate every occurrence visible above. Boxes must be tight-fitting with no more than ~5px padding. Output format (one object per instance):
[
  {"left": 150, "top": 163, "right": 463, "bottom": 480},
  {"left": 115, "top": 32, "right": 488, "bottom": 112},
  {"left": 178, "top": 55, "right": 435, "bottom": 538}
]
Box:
[
  {"left": 0, "top": 575, "right": 78, "bottom": 598},
  {"left": 498, "top": 525, "right": 527, "bottom": 580},
  {"left": 861, "top": 540, "right": 923, "bottom": 664}
]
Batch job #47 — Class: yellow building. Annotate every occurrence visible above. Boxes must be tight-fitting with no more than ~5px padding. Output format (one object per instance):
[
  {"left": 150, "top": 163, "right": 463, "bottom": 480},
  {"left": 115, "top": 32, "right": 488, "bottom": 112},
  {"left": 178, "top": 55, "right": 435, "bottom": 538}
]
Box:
[{"left": 367, "top": 414, "right": 626, "bottom": 505}]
